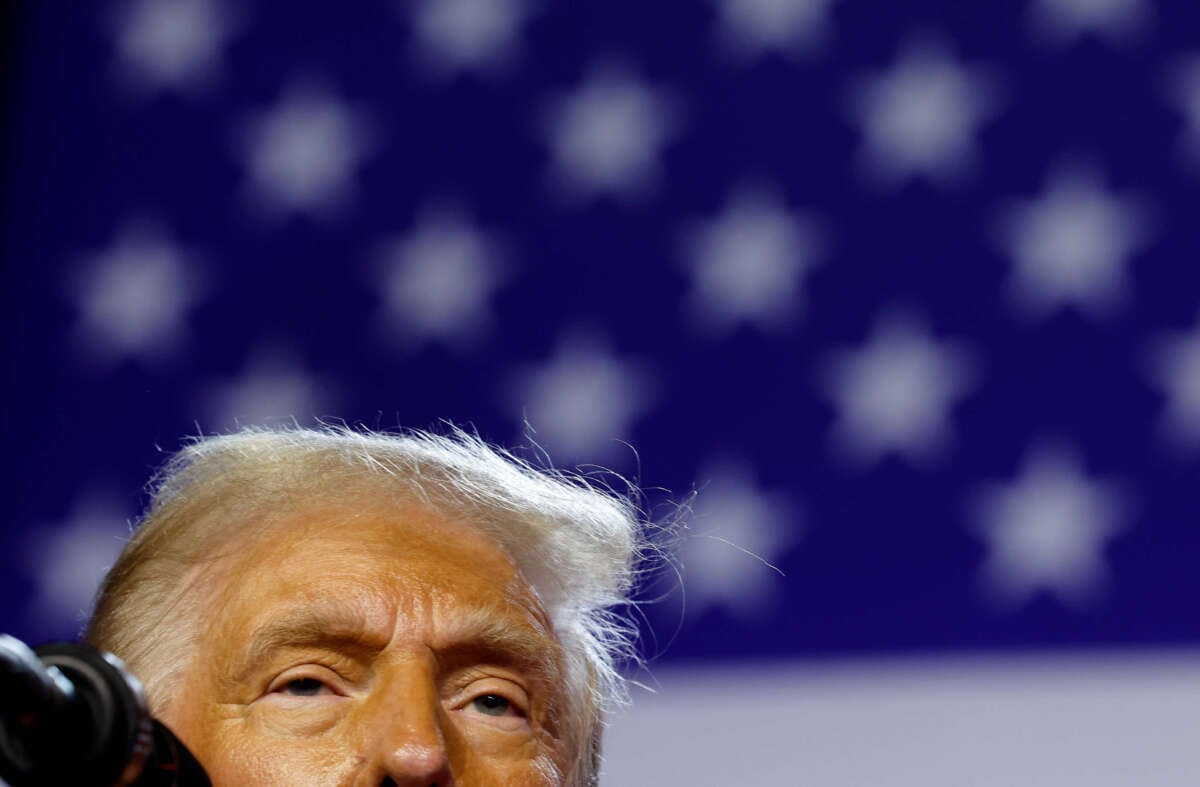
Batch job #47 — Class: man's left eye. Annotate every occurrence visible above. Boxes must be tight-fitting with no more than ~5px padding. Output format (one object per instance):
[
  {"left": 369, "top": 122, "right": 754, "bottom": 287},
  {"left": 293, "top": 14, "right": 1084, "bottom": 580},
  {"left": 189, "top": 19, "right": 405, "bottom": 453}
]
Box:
[{"left": 471, "top": 694, "right": 517, "bottom": 717}]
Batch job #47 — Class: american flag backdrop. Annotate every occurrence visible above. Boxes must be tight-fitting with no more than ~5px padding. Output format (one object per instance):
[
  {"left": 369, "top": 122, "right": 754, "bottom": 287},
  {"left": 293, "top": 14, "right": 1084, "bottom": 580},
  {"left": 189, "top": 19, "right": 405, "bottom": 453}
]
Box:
[{"left": 4, "top": 0, "right": 1200, "bottom": 783}]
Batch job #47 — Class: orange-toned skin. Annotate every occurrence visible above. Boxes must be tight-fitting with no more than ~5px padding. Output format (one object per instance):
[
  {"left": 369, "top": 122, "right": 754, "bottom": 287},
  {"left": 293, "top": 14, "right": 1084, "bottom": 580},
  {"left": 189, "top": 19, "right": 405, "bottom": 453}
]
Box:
[{"left": 161, "top": 501, "right": 573, "bottom": 786}]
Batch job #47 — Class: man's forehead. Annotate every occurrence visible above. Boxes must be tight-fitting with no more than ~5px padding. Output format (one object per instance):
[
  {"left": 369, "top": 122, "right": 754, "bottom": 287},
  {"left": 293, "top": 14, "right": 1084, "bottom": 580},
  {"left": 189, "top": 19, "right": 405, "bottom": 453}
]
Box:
[
  {"left": 219, "top": 497, "right": 519, "bottom": 580},
  {"left": 241, "top": 592, "right": 558, "bottom": 660},
  {"left": 206, "top": 501, "right": 562, "bottom": 667},
  {"left": 214, "top": 592, "right": 562, "bottom": 698}
]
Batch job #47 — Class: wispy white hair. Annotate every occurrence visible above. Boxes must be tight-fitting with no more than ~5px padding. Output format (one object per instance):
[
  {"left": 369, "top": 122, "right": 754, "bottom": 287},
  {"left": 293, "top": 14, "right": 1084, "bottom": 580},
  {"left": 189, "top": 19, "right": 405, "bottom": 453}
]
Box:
[{"left": 86, "top": 425, "right": 648, "bottom": 785}]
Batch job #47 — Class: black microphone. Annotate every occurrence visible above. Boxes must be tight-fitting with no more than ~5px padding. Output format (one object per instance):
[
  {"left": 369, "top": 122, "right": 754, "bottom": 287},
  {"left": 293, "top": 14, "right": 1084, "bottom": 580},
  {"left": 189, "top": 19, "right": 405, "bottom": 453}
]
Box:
[{"left": 0, "top": 634, "right": 211, "bottom": 787}]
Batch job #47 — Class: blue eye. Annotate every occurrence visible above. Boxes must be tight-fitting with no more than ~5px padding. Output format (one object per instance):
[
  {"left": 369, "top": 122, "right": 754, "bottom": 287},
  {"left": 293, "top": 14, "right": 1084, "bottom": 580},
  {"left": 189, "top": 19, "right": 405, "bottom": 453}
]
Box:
[
  {"left": 471, "top": 694, "right": 511, "bottom": 716},
  {"left": 281, "top": 677, "right": 326, "bottom": 696}
]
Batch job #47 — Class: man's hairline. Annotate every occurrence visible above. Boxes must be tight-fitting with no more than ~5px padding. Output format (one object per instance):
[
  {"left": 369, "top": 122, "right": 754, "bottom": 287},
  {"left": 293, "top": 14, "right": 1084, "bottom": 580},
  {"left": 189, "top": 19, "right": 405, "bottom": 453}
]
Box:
[{"left": 141, "top": 495, "right": 570, "bottom": 716}]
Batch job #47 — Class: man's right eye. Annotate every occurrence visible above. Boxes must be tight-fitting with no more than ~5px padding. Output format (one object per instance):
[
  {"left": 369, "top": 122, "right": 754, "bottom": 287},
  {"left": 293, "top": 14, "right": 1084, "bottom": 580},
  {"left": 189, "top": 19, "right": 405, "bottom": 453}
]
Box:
[
  {"left": 282, "top": 677, "right": 325, "bottom": 696},
  {"left": 272, "top": 676, "right": 334, "bottom": 697}
]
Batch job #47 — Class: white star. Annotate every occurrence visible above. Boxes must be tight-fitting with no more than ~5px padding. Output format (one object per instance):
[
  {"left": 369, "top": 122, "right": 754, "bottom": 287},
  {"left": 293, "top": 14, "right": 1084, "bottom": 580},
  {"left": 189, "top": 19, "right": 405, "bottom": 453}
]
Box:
[
  {"left": 820, "top": 310, "right": 977, "bottom": 466},
  {"left": 372, "top": 205, "right": 507, "bottom": 349},
  {"left": 236, "top": 79, "right": 376, "bottom": 220},
  {"left": 200, "top": 348, "right": 336, "bottom": 430},
  {"left": 712, "top": 0, "right": 838, "bottom": 61},
  {"left": 408, "top": 0, "right": 535, "bottom": 78},
  {"left": 24, "top": 493, "right": 131, "bottom": 628},
  {"left": 68, "top": 221, "right": 207, "bottom": 364},
  {"left": 971, "top": 444, "right": 1128, "bottom": 608},
  {"left": 846, "top": 38, "right": 1000, "bottom": 187},
  {"left": 681, "top": 461, "right": 799, "bottom": 618},
  {"left": 1028, "top": 0, "right": 1151, "bottom": 45},
  {"left": 680, "top": 184, "right": 825, "bottom": 334},
  {"left": 542, "top": 63, "right": 680, "bottom": 203},
  {"left": 997, "top": 164, "right": 1150, "bottom": 319},
  {"left": 509, "top": 334, "right": 655, "bottom": 461},
  {"left": 1148, "top": 313, "right": 1200, "bottom": 450},
  {"left": 109, "top": 0, "right": 240, "bottom": 93}
]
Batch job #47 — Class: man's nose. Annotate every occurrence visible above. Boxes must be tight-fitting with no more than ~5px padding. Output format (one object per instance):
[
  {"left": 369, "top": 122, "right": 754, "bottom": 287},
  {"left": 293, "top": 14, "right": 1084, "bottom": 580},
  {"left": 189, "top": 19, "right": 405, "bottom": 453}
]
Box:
[
  {"left": 376, "top": 740, "right": 453, "bottom": 787},
  {"left": 357, "top": 666, "right": 455, "bottom": 786}
]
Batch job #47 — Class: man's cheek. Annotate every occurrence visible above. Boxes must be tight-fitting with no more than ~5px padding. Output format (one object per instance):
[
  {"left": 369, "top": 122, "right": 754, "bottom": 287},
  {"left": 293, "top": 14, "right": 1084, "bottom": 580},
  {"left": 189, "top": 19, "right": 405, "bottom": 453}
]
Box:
[
  {"left": 244, "top": 696, "right": 347, "bottom": 737},
  {"left": 203, "top": 716, "right": 356, "bottom": 787},
  {"left": 445, "top": 725, "right": 565, "bottom": 787}
]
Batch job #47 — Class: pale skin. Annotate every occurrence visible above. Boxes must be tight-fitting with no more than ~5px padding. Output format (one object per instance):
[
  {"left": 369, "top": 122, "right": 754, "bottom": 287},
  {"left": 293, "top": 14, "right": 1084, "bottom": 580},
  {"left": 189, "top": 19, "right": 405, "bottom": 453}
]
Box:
[{"left": 159, "top": 500, "right": 575, "bottom": 786}]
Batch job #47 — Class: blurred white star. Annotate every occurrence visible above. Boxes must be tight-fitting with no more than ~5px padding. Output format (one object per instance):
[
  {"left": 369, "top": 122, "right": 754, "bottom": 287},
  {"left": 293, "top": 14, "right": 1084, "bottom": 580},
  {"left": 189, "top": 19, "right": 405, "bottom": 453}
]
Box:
[
  {"left": 971, "top": 444, "right": 1128, "bottom": 608},
  {"left": 236, "top": 79, "right": 376, "bottom": 220},
  {"left": 542, "top": 63, "right": 680, "bottom": 203},
  {"left": 201, "top": 349, "right": 336, "bottom": 430},
  {"left": 1028, "top": 0, "right": 1150, "bottom": 45},
  {"left": 997, "top": 164, "right": 1151, "bottom": 319},
  {"left": 847, "top": 38, "right": 1000, "bottom": 187},
  {"left": 712, "top": 0, "right": 838, "bottom": 61},
  {"left": 1148, "top": 313, "right": 1200, "bottom": 450},
  {"left": 373, "top": 205, "right": 507, "bottom": 349},
  {"left": 680, "top": 184, "right": 825, "bottom": 334},
  {"left": 408, "top": 0, "right": 535, "bottom": 77},
  {"left": 820, "top": 310, "right": 977, "bottom": 465},
  {"left": 110, "top": 0, "right": 240, "bottom": 93},
  {"left": 69, "top": 222, "right": 207, "bottom": 364},
  {"left": 24, "top": 493, "right": 131, "bottom": 626},
  {"left": 509, "top": 334, "right": 655, "bottom": 461},
  {"left": 682, "top": 461, "right": 800, "bottom": 618},
  {"left": 1166, "top": 55, "right": 1200, "bottom": 168}
]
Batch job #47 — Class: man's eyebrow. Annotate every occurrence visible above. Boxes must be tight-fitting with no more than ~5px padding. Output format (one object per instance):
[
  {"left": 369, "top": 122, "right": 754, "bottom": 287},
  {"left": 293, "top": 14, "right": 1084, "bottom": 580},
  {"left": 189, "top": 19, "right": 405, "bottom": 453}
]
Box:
[
  {"left": 434, "top": 604, "right": 561, "bottom": 672},
  {"left": 228, "top": 599, "right": 561, "bottom": 681},
  {"left": 232, "top": 603, "right": 390, "bottom": 680}
]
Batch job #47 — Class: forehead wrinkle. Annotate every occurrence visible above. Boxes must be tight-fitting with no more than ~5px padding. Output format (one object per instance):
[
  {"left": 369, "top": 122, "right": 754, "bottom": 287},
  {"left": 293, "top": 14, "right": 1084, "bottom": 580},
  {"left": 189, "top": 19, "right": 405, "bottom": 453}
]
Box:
[
  {"left": 431, "top": 598, "right": 561, "bottom": 671},
  {"left": 233, "top": 582, "right": 557, "bottom": 665},
  {"left": 230, "top": 594, "right": 394, "bottom": 677},
  {"left": 212, "top": 506, "right": 565, "bottom": 686}
]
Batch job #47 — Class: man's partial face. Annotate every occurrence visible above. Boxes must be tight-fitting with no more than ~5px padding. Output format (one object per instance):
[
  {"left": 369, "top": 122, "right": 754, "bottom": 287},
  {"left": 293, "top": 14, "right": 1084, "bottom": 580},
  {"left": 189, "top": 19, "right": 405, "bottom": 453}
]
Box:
[{"left": 161, "top": 500, "right": 573, "bottom": 786}]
